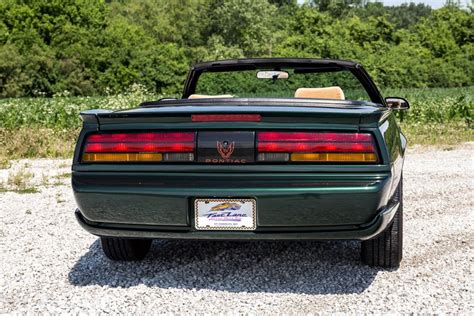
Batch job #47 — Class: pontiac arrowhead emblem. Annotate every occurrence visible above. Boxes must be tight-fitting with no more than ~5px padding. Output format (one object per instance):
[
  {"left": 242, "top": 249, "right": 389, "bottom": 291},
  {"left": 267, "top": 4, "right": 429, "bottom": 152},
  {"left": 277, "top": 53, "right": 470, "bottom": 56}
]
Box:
[{"left": 217, "top": 140, "right": 235, "bottom": 159}]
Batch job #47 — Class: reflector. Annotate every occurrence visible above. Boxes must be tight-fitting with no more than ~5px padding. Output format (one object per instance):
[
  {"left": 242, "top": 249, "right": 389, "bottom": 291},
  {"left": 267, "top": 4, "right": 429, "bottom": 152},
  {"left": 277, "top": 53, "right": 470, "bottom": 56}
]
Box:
[
  {"left": 257, "top": 153, "right": 290, "bottom": 162},
  {"left": 162, "top": 153, "right": 194, "bottom": 162}
]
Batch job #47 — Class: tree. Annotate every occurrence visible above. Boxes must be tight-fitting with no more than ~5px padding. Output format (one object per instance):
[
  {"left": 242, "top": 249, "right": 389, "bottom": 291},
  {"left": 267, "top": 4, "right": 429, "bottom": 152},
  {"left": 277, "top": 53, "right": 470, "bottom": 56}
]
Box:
[
  {"left": 0, "top": 0, "right": 472, "bottom": 96},
  {"left": 205, "top": 0, "right": 278, "bottom": 56}
]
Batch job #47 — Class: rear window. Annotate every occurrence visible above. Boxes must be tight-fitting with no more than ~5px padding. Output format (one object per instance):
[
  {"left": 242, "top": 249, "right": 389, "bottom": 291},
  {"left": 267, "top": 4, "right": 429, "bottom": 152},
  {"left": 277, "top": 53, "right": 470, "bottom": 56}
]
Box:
[{"left": 194, "top": 68, "right": 371, "bottom": 101}]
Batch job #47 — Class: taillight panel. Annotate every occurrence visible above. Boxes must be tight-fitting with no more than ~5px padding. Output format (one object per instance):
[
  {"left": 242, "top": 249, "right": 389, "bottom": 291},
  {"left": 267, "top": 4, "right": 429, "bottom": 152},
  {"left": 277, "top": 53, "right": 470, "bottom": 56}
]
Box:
[
  {"left": 257, "top": 131, "right": 378, "bottom": 163},
  {"left": 257, "top": 142, "right": 375, "bottom": 153},
  {"left": 257, "top": 131, "right": 373, "bottom": 142},
  {"left": 82, "top": 132, "right": 195, "bottom": 162},
  {"left": 81, "top": 130, "right": 378, "bottom": 164}
]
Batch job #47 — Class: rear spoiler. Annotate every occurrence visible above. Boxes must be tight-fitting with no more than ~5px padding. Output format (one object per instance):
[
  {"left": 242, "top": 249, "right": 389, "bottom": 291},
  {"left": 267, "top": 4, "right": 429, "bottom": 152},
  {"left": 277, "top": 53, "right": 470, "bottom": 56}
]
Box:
[
  {"left": 139, "top": 97, "right": 381, "bottom": 108},
  {"left": 80, "top": 109, "right": 113, "bottom": 124},
  {"left": 80, "top": 103, "right": 390, "bottom": 128}
]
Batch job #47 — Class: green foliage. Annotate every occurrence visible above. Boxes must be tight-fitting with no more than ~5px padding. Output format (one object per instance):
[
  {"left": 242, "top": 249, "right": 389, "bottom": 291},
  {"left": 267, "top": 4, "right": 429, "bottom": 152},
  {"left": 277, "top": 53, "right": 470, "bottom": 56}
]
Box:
[
  {"left": 312, "top": 0, "right": 368, "bottom": 17},
  {"left": 383, "top": 87, "right": 473, "bottom": 127},
  {"left": 0, "top": 84, "right": 159, "bottom": 130},
  {"left": 274, "top": 4, "right": 473, "bottom": 89},
  {"left": 0, "top": 87, "right": 471, "bottom": 162},
  {"left": 195, "top": 69, "right": 371, "bottom": 99},
  {"left": 1, "top": 87, "right": 471, "bottom": 131},
  {"left": 354, "top": 2, "right": 432, "bottom": 29},
  {"left": 205, "top": 0, "right": 278, "bottom": 56},
  {"left": 0, "top": 0, "right": 473, "bottom": 97}
]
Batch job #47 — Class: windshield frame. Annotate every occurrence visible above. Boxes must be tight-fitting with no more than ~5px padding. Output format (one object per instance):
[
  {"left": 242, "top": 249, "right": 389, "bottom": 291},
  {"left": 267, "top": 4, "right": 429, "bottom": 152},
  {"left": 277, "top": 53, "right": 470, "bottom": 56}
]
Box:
[{"left": 182, "top": 58, "right": 385, "bottom": 105}]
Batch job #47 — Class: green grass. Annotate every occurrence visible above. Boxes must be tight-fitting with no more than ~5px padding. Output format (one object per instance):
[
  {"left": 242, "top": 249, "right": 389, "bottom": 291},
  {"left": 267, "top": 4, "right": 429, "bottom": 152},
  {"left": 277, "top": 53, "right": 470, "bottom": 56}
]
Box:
[
  {"left": 14, "top": 187, "right": 40, "bottom": 194},
  {"left": 0, "top": 166, "right": 40, "bottom": 193},
  {"left": 383, "top": 87, "right": 473, "bottom": 127},
  {"left": 0, "top": 86, "right": 472, "bottom": 161},
  {"left": 54, "top": 172, "right": 71, "bottom": 179},
  {"left": 0, "top": 84, "right": 160, "bottom": 130},
  {"left": 400, "top": 121, "right": 473, "bottom": 145},
  {"left": 0, "top": 186, "right": 40, "bottom": 194}
]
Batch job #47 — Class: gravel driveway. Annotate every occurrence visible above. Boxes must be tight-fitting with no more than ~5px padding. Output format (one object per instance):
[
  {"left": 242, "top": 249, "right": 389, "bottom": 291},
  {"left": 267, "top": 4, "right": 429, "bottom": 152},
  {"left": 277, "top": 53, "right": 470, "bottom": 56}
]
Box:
[{"left": 1, "top": 144, "right": 473, "bottom": 313}]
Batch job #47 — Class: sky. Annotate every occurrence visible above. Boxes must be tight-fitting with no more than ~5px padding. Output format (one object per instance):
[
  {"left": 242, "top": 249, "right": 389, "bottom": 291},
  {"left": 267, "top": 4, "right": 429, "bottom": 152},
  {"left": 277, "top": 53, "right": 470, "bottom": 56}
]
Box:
[
  {"left": 383, "top": 0, "right": 443, "bottom": 7},
  {"left": 380, "top": 0, "right": 468, "bottom": 8},
  {"left": 297, "top": 0, "right": 471, "bottom": 9}
]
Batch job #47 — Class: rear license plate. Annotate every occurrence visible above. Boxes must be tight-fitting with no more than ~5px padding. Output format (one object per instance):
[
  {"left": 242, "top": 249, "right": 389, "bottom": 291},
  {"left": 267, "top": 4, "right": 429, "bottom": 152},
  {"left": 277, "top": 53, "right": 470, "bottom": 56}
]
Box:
[{"left": 194, "top": 199, "right": 256, "bottom": 230}]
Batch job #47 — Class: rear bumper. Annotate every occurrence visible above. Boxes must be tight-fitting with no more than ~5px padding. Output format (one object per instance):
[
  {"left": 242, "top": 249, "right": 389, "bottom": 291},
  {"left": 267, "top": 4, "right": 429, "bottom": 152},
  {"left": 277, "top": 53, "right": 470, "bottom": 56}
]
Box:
[
  {"left": 75, "top": 201, "right": 398, "bottom": 240},
  {"left": 73, "top": 171, "right": 396, "bottom": 240}
]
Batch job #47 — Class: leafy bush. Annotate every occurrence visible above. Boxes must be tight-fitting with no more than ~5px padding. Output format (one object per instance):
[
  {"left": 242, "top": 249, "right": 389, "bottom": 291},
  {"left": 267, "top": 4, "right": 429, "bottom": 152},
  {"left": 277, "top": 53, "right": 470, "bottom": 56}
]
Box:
[
  {"left": 1, "top": 87, "right": 471, "bottom": 130},
  {"left": 0, "top": 84, "right": 159, "bottom": 130},
  {"left": 0, "top": 1, "right": 473, "bottom": 97},
  {"left": 383, "top": 87, "right": 473, "bottom": 126}
]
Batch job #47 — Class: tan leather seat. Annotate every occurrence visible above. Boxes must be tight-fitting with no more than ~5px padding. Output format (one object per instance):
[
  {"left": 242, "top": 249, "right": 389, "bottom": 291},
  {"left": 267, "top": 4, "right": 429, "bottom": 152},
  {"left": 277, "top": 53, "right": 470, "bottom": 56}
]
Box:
[
  {"left": 294, "top": 87, "right": 345, "bottom": 100},
  {"left": 188, "top": 94, "right": 233, "bottom": 99}
]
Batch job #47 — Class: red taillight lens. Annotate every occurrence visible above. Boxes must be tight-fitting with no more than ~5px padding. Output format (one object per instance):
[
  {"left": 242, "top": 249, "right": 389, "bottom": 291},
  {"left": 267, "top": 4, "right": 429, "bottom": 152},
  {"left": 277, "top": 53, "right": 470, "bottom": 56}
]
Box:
[
  {"left": 84, "top": 142, "right": 195, "bottom": 153},
  {"left": 257, "top": 131, "right": 378, "bottom": 163},
  {"left": 86, "top": 132, "right": 194, "bottom": 143},
  {"left": 258, "top": 132, "right": 373, "bottom": 142},
  {"left": 82, "top": 132, "right": 195, "bottom": 162},
  {"left": 257, "top": 142, "right": 374, "bottom": 153}
]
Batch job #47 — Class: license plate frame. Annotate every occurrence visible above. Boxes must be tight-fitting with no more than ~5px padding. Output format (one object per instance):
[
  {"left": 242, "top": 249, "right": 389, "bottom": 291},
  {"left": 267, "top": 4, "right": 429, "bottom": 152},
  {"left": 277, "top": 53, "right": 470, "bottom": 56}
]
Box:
[{"left": 194, "top": 198, "right": 256, "bottom": 231}]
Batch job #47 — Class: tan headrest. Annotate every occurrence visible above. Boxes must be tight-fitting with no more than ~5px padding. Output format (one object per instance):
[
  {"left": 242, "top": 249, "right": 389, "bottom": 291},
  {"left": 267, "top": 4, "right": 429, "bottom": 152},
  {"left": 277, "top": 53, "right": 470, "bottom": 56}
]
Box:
[
  {"left": 294, "top": 87, "right": 345, "bottom": 100},
  {"left": 188, "top": 94, "right": 233, "bottom": 99}
]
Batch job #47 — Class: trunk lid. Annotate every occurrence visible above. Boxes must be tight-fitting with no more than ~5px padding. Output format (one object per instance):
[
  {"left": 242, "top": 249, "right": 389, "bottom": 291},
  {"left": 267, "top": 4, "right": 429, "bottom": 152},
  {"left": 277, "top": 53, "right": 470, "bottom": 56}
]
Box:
[
  {"left": 79, "top": 100, "right": 388, "bottom": 165},
  {"left": 83, "top": 99, "right": 388, "bottom": 127}
]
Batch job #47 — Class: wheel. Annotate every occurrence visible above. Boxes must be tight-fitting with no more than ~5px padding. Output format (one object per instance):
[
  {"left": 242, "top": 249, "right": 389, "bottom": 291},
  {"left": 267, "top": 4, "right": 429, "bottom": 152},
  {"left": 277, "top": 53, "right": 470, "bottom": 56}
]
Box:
[
  {"left": 361, "top": 178, "right": 403, "bottom": 268},
  {"left": 100, "top": 237, "right": 152, "bottom": 261}
]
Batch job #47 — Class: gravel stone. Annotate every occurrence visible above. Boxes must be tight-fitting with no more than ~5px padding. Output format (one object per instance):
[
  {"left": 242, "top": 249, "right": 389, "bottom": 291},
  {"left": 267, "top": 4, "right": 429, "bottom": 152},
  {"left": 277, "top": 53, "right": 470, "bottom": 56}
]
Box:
[{"left": 1, "top": 144, "right": 473, "bottom": 313}]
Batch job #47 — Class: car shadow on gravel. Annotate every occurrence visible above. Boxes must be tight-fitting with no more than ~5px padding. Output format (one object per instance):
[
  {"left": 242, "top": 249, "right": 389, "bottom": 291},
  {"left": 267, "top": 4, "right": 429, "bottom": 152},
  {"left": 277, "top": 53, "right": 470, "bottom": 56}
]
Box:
[{"left": 68, "top": 239, "right": 381, "bottom": 294}]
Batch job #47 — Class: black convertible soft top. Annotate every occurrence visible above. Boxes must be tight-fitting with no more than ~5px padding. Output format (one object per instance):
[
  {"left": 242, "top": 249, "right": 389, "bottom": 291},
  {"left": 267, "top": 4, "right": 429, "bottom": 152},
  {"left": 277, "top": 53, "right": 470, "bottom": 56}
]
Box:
[{"left": 191, "top": 58, "right": 358, "bottom": 70}]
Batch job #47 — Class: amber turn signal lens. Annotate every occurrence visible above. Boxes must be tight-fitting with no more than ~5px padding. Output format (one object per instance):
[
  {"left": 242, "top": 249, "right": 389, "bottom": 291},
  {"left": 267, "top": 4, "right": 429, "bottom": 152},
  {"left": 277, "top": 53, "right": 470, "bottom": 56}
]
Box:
[
  {"left": 291, "top": 153, "right": 377, "bottom": 162},
  {"left": 82, "top": 153, "right": 163, "bottom": 162}
]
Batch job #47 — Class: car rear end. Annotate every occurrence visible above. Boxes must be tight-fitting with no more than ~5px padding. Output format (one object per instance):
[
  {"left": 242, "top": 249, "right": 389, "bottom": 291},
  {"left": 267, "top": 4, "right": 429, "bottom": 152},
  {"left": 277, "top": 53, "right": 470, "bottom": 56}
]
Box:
[{"left": 72, "top": 102, "right": 404, "bottom": 242}]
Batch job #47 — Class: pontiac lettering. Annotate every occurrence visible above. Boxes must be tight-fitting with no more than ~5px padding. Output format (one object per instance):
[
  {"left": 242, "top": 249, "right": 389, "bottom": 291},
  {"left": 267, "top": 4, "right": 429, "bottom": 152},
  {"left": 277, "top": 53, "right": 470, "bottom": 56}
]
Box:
[{"left": 205, "top": 158, "right": 247, "bottom": 163}]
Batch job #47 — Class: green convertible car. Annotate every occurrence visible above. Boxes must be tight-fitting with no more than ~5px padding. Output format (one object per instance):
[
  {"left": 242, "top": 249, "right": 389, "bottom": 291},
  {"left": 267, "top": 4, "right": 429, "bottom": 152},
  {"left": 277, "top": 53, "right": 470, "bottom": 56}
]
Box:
[{"left": 73, "top": 58, "right": 409, "bottom": 268}]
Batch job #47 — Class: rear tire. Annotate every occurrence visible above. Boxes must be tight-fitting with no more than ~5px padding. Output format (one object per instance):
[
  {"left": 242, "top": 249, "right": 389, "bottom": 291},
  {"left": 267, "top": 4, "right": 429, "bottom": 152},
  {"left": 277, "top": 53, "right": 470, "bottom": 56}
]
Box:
[
  {"left": 361, "top": 178, "right": 403, "bottom": 268},
  {"left": 100, "top": 237, "right": 152, "bottom": 261}
]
